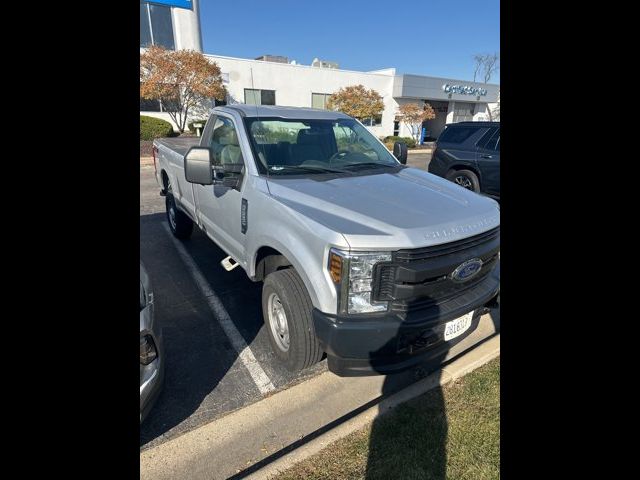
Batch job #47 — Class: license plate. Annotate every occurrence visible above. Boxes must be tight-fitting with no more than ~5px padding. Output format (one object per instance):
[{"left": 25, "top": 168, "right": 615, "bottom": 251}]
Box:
[{"left": 444, "top": 311, "right": 474, "bottom": 341}]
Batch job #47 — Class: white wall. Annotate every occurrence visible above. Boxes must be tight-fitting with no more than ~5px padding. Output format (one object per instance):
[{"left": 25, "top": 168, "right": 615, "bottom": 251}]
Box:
[
  {"left": 172, "top": 0, "right": 202, "bottom": 52},
  {"left": 208, "top": 54, "right": 397, "bottom": 137},
  {"left": 141, "top": 49, "right": 500, "bottom": 136},
  {"left": 487, "top": 102, "right": 499, "bottom": 120}
]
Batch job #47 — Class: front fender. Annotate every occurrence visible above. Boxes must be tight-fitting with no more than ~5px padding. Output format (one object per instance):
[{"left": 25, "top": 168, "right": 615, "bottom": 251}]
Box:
[{"left": 246, "top": 193, "right": 349, "bottom": 315}]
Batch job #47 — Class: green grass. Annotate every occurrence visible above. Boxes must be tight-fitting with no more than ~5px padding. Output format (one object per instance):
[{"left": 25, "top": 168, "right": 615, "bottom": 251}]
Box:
[{"left": 272, "top": 357, "right": 500, "bottom": 480}]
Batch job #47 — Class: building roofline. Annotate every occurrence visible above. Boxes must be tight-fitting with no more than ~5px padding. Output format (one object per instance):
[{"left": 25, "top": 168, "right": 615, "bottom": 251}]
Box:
[
  {"left": 202, "top": 53, "right": 396, "bottom": 78},
  {"left": 399, "top": 72, "right": 500, "bottom": 88}
]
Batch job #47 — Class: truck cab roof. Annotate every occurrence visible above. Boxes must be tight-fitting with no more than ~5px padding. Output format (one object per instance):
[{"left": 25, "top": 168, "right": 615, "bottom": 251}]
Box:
[
  {"left": 450, "top": 121, "right": 500, "bottom": 126},
  {"left": 218, "top": 104, "right": 353, "bottom": 120}
]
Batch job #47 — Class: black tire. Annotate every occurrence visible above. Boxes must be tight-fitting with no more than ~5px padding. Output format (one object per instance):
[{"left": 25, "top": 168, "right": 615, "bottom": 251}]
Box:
[
  {"left": 446, "top": 169, "right": 480, "bottom": 193},
  {"left": 165, "top": 184, "right": 193, "bottom": 239},
  {"left": 262, "top": 268, "right": 323, "bottom": 371}
]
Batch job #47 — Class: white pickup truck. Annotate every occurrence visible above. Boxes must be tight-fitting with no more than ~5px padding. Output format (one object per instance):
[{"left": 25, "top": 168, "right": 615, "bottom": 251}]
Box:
[{"left": 154, "top": 105, "right": 500, "bottom": 376}]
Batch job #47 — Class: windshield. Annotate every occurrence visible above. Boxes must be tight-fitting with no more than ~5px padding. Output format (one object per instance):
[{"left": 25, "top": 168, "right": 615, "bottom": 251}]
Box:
[{"left": 244, "top": 117, "right": 401, "bottom": 175}]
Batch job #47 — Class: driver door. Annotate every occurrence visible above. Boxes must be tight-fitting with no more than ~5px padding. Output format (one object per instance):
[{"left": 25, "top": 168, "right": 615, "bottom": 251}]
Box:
[{"left": 195, "top": 114, "right": 247, "bottom": 261}]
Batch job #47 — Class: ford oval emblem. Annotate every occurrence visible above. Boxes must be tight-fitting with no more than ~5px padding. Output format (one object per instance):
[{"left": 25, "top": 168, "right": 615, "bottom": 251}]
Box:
[{"left": 450, "top": 258, "right": 483, "bottom": 282}]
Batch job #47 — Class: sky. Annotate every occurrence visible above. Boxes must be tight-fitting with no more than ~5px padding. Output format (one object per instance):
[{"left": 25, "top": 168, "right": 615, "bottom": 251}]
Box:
[{"left": 199, "top": 0, "right": 500, "bottom": 83}]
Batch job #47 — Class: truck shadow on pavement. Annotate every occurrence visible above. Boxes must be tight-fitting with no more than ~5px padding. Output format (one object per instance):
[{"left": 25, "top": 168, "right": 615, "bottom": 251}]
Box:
[
  {"left": 225, "top": 300, "right": 499, "bottom": 479},
  {"left": 364, "top": 302, "right": 500, "bottom": 479}
]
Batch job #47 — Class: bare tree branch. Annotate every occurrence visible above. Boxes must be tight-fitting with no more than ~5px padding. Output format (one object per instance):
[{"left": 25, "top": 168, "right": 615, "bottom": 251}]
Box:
[{"left": 473, "top": 54, "right": 485, "bottom": 83}]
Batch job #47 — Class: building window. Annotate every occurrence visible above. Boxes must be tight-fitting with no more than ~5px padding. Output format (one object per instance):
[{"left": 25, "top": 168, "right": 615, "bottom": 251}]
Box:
[
  {"left": 359, "top": 115, "right": 382, "bottom": 127},
  {"left": 140, "top": 82, "right": 183, "bottom": 112},
  {"left": 140, "top": 2, "right": 175, "bottom": 50},
  {"left": 311, "top": 93, "right": 331, "bottom": 109},
  {"left": 245, "top": 89, "right": 276, "bottom": 106},
  {"left": 140, "top": 81, "right": 161, "bottom": 112},
  {"left": 452, "top": 102, "right": 476, "bottom": 123},
  {"left": 140, "top": 97, "right": 161, "bottom": 112},
  {"left": 140, "top": 2, "right": 152, "bottom": 47}
]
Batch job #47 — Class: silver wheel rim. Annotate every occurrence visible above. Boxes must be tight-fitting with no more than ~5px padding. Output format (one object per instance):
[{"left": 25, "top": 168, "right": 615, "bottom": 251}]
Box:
[
  {"left": 168, "top": 202, "right": 177, "bottom": 230},
  {"left": 267, "top": 292, "right": 290, "bottom": 352},
  {"left": 454, "top": 175, "right": 473, "bottom": 189}
]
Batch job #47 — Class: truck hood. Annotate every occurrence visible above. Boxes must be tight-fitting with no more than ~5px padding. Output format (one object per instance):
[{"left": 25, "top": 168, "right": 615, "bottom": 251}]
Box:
[{"left": 266, "top": 167, "right": 500, "bottom": 250}]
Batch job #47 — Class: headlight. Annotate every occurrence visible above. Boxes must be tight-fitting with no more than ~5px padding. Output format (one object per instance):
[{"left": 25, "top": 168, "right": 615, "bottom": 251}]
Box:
[{"left": 329, "top": 249, "right": 391, "bottom": 314}]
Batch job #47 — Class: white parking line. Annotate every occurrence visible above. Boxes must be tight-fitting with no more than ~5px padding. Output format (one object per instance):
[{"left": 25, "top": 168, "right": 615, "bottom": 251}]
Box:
[{"left": 163, "top": 224, "right": 276, "bottom": 394}]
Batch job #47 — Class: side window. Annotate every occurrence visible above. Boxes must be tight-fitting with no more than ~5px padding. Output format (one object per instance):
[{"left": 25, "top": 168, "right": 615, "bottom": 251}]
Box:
[
  {"left": 484, "top": 128, "right": 500, "bottom": 151},
  {"left": 209, "top": 116, "right": 244, "bottom": 167},
  {"left": 333, "top": 123, "right": 379, "bottom": 161},
  {"left": 476, "top": 127, "right": 498, "bottom": 149},
  {"left": 438, "top": 126, "right": 477, "bottom": 144}
]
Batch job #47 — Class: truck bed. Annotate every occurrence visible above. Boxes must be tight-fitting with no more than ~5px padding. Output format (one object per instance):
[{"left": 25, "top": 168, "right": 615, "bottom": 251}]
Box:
[{"left": 154, "top": 136, "right": 200, "bottom": 157}]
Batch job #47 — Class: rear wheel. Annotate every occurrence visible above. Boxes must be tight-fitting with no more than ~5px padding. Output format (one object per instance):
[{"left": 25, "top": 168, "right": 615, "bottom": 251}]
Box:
[
  {"left": 446, "top": 169, "right": 480, "bottom": 193},
  {"left": 165, "top": 183, "right": 193, "bottom": 239},
  {"left": 262, "top": 269, "right": 323, "bottom": 372}
]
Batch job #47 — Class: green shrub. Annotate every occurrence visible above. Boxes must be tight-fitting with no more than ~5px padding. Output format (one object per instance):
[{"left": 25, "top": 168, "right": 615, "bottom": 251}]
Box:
[
  {"left": 188, "top": 119, "right": 208, "bottom": 132},
  {"left": 384, "top": 136, "right": 417, "bottom": 148},
  {"left": 140, "top": 115, "right": 174, "bottom": 140}
]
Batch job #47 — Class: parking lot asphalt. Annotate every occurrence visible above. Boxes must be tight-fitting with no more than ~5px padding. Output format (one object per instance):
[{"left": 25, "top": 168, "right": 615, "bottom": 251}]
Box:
[
  {"left": 406, "top": 151, "right": 432, "bottom": 171},
  {"left": 138, "top": 151, "right": 455, "bottom": 451},
  {"left": 140, "top": 172, "right": 326, "bottom": 449},
  {"left": 140, "top": 219, "right": 328, "bottom": 450}
]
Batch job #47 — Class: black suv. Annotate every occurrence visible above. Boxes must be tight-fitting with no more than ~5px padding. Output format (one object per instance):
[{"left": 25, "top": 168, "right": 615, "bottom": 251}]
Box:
[{"left": 428, "top": 122, "right": 500, "bottom": 199}]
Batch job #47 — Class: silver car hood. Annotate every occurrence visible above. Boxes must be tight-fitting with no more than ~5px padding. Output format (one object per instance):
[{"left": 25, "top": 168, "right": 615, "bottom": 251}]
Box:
[{"left": 266, "top": 167, "right": 500, "bottom": 250}]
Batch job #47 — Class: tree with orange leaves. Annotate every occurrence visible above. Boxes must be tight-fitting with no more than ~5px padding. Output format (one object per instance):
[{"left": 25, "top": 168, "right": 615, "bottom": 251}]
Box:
[
  {"left": 326, "top": 85, "right": 384, "bottom": 121},
  {"left": 140, "top": 46, "right": 226, "bottom": 133},
  {"left": 398, "top": 102, "right": 436, "bottom": 144}
]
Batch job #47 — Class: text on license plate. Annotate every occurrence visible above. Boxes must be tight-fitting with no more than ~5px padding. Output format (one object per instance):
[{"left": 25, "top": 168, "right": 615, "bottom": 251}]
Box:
[{"left": 444, "top": 311, "right": 474, "bottom": 341}]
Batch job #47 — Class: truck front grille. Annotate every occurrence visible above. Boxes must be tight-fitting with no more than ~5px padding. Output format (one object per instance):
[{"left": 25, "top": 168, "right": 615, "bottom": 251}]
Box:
[{"left": 373, "top": 227, "right": 500, "bottom": 314}]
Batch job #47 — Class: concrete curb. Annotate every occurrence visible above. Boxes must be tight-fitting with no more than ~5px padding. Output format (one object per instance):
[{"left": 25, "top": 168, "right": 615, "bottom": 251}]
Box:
[
  {"left": 140, "top": 315, "right": 499, "bottom": 480},
  {"left": 248, "top": 334, "right": 500, "bottom": 480},
  {"left": 408, "top": 149, "right": 433, "bottom": 154},
  {"left": 141, "top": 156, "right": 154, "bottom": 166}
]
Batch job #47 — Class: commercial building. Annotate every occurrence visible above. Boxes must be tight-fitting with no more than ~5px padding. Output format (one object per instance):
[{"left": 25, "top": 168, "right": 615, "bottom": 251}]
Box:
[{"left": 140, "top": 1, "right": 499, "bottom": 139}]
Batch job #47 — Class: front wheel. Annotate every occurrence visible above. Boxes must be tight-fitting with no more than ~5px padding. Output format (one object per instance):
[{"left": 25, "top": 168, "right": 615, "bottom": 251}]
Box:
[
  {"left": 446, "top": 169, "right": 480, "bottom": 193},
  {"left": 165, "top": 185, "right": 193, "bottom": 239},
  {"left": 262, "top": 269, "right": 323, "bottom": 372}
]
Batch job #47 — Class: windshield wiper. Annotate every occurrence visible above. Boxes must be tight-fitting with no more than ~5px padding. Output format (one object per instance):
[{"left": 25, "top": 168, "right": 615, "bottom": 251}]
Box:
[
  {"left": 342, "top": 162, "right": 401, "bottom": 170},
  {"left": 268, "top": 165, "right": 353, "bottom": 175}
]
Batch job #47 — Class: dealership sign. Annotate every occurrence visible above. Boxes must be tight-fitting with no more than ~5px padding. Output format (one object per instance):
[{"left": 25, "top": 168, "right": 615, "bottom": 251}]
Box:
[
  {"left": 150, "top": 0, "right": 192, "bottom": 9},
  {"left": 442, "top": 84, "right": 487, "bottom": 96}
]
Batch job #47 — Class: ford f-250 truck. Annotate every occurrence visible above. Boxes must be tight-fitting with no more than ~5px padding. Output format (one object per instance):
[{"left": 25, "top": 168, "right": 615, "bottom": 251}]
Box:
[{"left": 153, "top": 105, "right": 500, "bottom": 376}]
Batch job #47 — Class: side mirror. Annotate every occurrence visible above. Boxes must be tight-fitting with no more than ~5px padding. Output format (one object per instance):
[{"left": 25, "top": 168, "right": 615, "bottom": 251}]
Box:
[
  {"left": 184, "top": 147, "right": 213, "bottom": 185},
  {"left": 393, "top": 141, "right": 408, "bottom": 165}
]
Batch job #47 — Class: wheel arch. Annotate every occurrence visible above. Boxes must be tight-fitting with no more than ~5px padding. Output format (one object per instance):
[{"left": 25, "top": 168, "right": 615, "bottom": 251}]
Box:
[
  {"left": 253, "top": 246, "right": 293, "bottom": 282},
  {"left": 446, "top": 164, "right": 483, "bottom": 186},
  {"left": 247, "top": 238, "right": 331, "bottom": 312},
  {"left": 161, "top": 169, "right": 170, "bottom": 190}
]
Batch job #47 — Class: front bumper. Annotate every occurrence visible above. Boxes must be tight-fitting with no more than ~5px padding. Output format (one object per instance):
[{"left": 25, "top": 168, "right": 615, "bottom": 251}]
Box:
[{"left": 313, "top": 269, "right": 499, "bottom": 376}]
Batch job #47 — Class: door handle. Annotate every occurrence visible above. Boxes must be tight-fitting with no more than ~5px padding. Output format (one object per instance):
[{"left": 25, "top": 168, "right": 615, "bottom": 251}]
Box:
[{"left": 480, "top": 154, "right": 493, "bottom": 159}]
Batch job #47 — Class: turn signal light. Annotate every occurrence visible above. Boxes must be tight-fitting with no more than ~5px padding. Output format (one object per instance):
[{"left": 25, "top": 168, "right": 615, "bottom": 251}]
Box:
[{"left": 329, "top": 252, "right": 342, "bottom": 284}]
